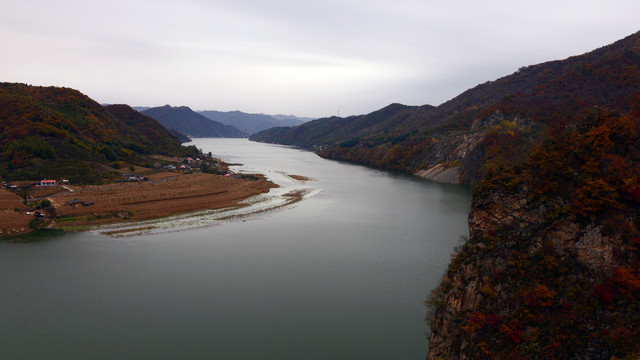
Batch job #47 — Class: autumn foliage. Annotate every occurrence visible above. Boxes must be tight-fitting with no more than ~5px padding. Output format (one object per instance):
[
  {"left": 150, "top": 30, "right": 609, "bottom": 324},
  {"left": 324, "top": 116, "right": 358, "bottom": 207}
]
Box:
[
  {"left": 0, "top": 83, "right": 188, "bottom": 183},
  {"left": 429, "top": 107, "right": 640, "bottom": 359},
  {"left": 254, "top": 32, "right": 640, "bottom": 185}
]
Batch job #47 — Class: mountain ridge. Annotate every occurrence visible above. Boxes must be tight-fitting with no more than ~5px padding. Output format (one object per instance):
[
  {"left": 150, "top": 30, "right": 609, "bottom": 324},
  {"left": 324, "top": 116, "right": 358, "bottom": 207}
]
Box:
[
  {"left": 197, "top": 110, "right": 308, "bottom": 135},
  {"left": 251, "top": 30, "right": 640, "bottom": 184},
  {"left": 142, "top": 105, "right": 246, "bottom": 138}
]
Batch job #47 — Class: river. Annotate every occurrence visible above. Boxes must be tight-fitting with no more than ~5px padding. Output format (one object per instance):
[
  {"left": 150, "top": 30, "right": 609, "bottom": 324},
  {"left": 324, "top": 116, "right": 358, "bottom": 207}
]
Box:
[{"left": 0, "top": 139, "right": 471, "bottom": 359}]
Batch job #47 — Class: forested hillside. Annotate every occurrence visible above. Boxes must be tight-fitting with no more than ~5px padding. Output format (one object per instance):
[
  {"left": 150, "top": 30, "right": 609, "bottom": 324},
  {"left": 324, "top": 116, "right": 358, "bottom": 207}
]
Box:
[
  {"left": 251, "top": 31, "right": 640, "bottom": 184},
  {"left": 0, "top": 83, "right": 194, "bottom": 183},
  {"left": 421, "top": 31, "right": 640, "bottom": 359}
]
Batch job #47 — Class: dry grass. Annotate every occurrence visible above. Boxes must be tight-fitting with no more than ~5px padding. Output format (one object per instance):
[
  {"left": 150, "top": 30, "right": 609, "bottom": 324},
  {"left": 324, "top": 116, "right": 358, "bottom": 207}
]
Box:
[
  {"left": 29, "top": 187, "right": 68, "bottom": 198},
  {"left": 0, "top": 189, "right": 32, "bottom": 236}
]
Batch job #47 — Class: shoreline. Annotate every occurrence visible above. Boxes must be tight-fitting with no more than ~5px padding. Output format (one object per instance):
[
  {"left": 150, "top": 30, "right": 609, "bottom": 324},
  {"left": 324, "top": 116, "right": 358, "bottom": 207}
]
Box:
[{"left": 90, "top": 187, "right": 315, "bottom": 238}]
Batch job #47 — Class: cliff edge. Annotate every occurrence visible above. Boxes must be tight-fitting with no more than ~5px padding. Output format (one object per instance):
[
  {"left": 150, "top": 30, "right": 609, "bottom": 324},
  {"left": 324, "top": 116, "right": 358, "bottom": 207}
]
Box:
[{"left": 426, "top": 108, "right": 640, "bottom": 359}]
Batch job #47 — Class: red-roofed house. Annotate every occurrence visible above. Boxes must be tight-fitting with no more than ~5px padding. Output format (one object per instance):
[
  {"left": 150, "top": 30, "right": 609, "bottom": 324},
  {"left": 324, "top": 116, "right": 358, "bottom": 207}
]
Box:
[{"left": 36, "top": 179, "right": 57, "bottom": 187}]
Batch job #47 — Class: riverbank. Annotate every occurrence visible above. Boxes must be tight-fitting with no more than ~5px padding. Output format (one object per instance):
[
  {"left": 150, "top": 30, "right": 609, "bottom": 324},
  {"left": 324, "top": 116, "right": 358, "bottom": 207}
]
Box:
[{"left": 0, "top": 171, "right": 277, "bottom": 237}]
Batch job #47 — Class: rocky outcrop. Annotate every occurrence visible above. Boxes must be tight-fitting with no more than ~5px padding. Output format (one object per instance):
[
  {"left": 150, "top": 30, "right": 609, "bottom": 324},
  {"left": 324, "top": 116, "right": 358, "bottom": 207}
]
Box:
[
  {"left": 415, "top": 110, "right": 530, "bottom": 185},
  {"left": 414, "top": 131, "right": 484, "bottom": 185},
  {"left": 426, "top": 109, "right": 640, "bottom": 359},
  {"left": 415, "top": 164, "right": 461, "bottom": 184},
  {"left": 427, "top": 185, "right": 629, "bottom": 359}
]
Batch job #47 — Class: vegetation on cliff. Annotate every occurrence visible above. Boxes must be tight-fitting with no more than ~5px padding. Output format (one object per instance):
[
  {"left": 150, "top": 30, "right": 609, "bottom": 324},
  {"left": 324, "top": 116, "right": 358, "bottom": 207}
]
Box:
[
  {"left": 422, "top": 30, "right": 640, "bottom": 359},
  {"left": 426, "top": 107, "right": 640, "bottom": 359}
]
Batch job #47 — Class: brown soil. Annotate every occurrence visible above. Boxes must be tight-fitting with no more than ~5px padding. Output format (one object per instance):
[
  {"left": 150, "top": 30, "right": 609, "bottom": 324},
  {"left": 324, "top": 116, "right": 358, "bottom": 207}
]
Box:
[
  {"left": 0, "top": 189, "right": 32, "bottom": 236},
  {"left": 29, "top": 187, "right": 68, "bottom": 198}
]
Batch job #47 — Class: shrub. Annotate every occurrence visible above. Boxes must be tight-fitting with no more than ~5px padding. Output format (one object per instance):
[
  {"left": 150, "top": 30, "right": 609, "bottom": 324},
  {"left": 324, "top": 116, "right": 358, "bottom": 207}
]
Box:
[{"left": 28, "top": 218, "right": 46, "bottom": 230}]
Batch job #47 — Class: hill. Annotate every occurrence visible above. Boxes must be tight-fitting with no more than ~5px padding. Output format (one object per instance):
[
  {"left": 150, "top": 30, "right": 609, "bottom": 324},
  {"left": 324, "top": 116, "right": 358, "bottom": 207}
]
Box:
[
  {"left": 0, "top": 83, "right": 194, "bottom": 184},
  {"left": 250, "top": 103, "right": 435, "bottom": 147},
  {"left": 251, "top": 31, "right": 640, "bottom": 184},
  {"left": 270, "top": 114, "right": 316, "bottom": 123},
  {"left": 198, "top": 110, "right": 307, "bottom": 135},
  {"left": 142, "top": 105, "right": 246, "bottom": 138}
]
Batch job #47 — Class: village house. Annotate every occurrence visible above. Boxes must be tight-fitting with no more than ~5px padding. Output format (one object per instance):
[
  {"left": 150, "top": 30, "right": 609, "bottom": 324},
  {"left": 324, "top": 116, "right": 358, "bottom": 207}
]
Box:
[
  {"left": 121, "top": 173, "right": 147, "bottom": 182},
  {"left": 32, "top": 179, "right": 57, "bottom": 187},
  {"left": 66, "top": 199, "right": 84, "bottom": 206}
]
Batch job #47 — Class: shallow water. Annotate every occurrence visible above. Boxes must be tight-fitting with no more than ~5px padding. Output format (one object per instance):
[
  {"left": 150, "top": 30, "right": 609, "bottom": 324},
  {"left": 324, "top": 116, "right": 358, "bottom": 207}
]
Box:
[{"left": 0, "top": 139, "right": 471, "bottom": 359}]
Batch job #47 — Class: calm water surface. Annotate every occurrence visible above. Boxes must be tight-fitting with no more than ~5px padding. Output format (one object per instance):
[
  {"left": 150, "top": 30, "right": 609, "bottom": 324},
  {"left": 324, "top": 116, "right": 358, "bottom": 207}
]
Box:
[{"left": 0, "top": 139, "right": 471, "bottom": 359}]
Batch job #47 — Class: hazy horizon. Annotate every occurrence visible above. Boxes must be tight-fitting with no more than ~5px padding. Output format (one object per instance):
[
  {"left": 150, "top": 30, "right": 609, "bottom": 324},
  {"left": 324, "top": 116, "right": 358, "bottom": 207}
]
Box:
[{"left": 2, "top": 0, "right": 639, "bottom": 118}]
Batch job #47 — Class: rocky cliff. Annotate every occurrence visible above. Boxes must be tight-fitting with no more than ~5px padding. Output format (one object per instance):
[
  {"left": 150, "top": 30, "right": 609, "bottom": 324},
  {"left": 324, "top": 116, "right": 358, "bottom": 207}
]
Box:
[
  {"left": 426, "top": 108, "right": 640, "bottom": 359},
  {"left": 412, "top": 110, "right": 536, "bottom": 185}
]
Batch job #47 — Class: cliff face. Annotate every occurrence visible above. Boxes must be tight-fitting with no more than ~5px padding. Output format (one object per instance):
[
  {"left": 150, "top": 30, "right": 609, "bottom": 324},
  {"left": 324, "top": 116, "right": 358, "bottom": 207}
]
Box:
[
  {"left": 427, "top": 189, "right": 628, "bottom": 359},
  {"left": 414, "top": 110, "right": 535, "bottom": 185},
  {"left": 426, "top": 108, "right": 640, "bottom": 359}
]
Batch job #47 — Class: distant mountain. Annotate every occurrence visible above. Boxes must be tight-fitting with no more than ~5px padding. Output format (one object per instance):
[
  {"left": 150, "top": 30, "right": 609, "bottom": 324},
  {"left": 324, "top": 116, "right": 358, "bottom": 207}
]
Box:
[
  {"left": 251, "top": 103, "right": 434, "bottom": 146},
  {"left": 142, "top": 105, "right": 246, "bottom": 138},
  {"left": 198, "top": 110, "right": 308, "bottom": 135},
  {"left": 0, "top": 83, "right": 191, "bottom": 183},
  {"left": 270, "top": 114, "right": 316, "bottom": 123}
]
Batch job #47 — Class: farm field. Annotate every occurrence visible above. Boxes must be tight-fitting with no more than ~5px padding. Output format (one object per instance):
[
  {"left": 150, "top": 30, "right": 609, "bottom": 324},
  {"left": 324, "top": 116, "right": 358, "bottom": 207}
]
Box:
[{"left": 0, "top": 189, "right": 32, "bottom": 236}]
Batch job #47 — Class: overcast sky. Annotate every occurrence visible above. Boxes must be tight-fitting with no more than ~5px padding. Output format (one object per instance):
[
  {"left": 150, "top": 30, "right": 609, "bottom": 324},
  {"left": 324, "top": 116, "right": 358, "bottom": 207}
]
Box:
[{"left": 2, "top": 1, "right": 639, "bottom": 117}]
